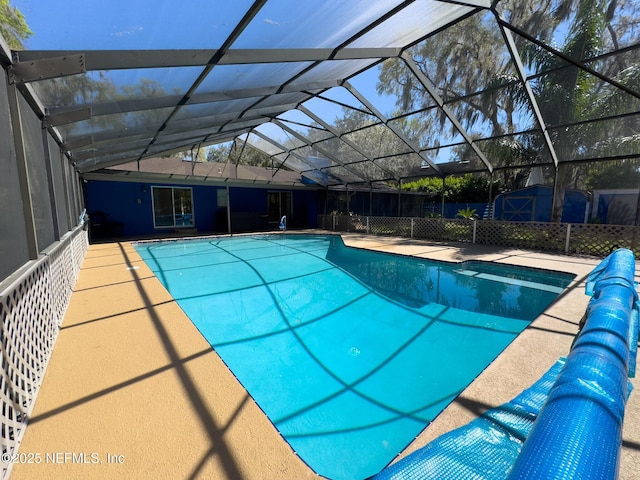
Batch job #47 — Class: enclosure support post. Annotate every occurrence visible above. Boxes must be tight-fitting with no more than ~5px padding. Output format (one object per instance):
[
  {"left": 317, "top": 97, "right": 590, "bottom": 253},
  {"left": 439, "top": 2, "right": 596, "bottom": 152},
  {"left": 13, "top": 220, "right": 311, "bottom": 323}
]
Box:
[
  {"left": 488, "top": 171, "right": 494, "bottom": 219},
  {"left": 74, "top": 174, "right": 84, "bottom": 220},
  {"left": 7, "top": 80, "right": 39, "bottom": 259},
  {"left": 346, "top": 186, "right": 350, "bottom": 216},
  {"left": 369, "top": 187, "right": 373, "bottom": 217},
  {"left": 441, "top": 176, "right": 446, "bottom": 218},
  {"left": 584, "top": 197, "right": 591, "bottom": 224},
  {"left": 366, "top": 216, "right": 370, "bottom": 234},
  {"left": 565, "top": 224, "right": 571, "bottom": 253},
  {"left": 473, "top": 219, "right": 477, "bottom": 244},
  {"left": 42, "top": 126, "right": 60, "bottom": 240},
  {"left": 634, "top": 187, "right": 640, "bottom": 225},
  {"left": 551, "top": 165, "right": 563, "bottom": 222},
  {"left": 411, "top": 218, "right": 415, "bottom": 238},
  {"left": 324, "top": 186, "right": 328, "bottom": 215},
  {"left": 226, "top": 186, "right": 232, "bottom": 234},
  {"left": 59, "top": 147, "right": 74, "bottom": 230}
]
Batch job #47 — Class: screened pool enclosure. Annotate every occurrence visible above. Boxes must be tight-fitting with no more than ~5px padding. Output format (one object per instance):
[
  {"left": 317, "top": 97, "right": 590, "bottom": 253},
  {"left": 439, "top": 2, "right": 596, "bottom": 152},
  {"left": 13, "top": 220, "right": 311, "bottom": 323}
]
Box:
[
  {"left": 1, "top": 1, "right": 640, "bottom": 479},
  {"left": 6, "top": 0, "right": 640, "bottom": 202}
]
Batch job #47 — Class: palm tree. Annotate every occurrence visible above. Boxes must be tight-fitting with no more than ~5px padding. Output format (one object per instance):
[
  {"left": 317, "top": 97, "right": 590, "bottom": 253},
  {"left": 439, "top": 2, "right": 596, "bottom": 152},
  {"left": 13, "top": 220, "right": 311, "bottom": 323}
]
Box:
[
  {"left": 375, "top": 0, "right": 639, "bottom": 220},
  {"left": 522, "top": 0, "right": 640, "bottom": 220}
]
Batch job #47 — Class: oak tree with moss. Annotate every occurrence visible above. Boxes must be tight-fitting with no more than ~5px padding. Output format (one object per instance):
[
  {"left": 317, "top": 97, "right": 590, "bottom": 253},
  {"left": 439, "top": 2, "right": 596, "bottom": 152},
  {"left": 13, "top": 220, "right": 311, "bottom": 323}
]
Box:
[{"left": 0, "top": 0, "right": 32, "bottom": 49}]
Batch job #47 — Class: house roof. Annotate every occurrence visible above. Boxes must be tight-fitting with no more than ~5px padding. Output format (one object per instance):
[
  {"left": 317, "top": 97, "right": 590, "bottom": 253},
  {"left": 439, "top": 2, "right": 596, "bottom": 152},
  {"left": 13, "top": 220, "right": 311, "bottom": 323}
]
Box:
[
  {"left": 4, "top": 1, "right": 640, "bottom": 188},
  {"left": 101, "top": 157, "right": 308, "bottom": 186}
]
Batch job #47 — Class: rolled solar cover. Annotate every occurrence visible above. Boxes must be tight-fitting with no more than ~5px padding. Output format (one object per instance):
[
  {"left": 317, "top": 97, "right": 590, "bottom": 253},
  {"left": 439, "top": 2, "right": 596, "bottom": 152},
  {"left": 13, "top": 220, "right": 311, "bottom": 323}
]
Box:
[
  {"left": 629, "top": 301, "right": 639, "bottom": 378},
  {"left": 370, "top": 359, "right": 566, "bottom": 480},
  {"left": 507, "top": 248, "right": 638, "bottom": 480}
]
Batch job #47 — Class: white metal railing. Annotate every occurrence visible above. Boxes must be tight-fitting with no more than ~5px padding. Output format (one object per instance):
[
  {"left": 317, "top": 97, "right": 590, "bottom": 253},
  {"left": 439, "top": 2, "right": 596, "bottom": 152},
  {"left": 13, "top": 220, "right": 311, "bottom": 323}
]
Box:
[
  {"left": 318, "top": 215, "right": 640, "bottom": 258},
  {"left": 0, "top": 226, "right": 88, "bottom": 480}
]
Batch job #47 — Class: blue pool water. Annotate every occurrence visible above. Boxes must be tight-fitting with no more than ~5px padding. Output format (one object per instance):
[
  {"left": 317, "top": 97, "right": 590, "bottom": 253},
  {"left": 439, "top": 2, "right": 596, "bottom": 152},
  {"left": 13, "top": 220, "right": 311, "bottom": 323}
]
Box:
[{"left": 134, "top": 235, "right": 574, "bottom": 480}]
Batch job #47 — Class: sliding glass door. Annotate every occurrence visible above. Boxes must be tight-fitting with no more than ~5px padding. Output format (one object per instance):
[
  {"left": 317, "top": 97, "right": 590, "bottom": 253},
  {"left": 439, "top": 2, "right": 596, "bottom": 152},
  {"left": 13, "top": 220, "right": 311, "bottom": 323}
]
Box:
[{"left": 152, "top": 186, "right": 194, "bottom": 228}]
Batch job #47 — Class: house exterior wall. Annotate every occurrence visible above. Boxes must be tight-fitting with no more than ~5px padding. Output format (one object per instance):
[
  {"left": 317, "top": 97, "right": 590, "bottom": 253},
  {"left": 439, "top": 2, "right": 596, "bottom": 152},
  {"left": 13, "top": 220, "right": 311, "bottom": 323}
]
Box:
[{"left": 85, "top": 179, "right": 319, "bottom": 239}]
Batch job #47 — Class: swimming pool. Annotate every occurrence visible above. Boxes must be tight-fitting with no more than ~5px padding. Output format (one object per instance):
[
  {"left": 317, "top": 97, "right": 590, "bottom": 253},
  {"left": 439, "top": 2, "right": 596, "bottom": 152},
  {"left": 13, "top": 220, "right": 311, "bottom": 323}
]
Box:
[{"left": 134, "top": 234, "right": 574, "bottom": 480}]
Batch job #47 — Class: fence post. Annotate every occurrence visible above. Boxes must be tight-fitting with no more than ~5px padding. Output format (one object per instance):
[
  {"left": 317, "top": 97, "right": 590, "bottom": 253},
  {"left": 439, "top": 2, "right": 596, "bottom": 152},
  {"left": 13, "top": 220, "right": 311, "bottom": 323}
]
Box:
[
  {"left": 565, "top": 224, "right": 571, "bottom": 253},
  {"left": 411, "top": 218, "right": 415, "bottom": 238},
  {"left": 473, "top": 219, "right": 477, "bottom": 244}
]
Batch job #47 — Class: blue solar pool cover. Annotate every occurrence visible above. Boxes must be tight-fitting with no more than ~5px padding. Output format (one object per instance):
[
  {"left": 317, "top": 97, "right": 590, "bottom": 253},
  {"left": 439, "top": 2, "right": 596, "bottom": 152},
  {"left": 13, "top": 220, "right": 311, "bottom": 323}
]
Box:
[
  {"left": 373, "top": 248, "right": 639, "bottom": 480},
  {"left": 508, "top": 248, "right": 637, "bottom": 480},
  {"left": 371, "top": 358, "right": 566, "bottom": 480}
]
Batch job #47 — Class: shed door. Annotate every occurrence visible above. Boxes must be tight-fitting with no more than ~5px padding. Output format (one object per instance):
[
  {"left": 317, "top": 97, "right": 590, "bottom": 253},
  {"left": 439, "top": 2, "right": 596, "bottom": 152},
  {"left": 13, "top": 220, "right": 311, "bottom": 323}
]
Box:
[{"left": 501, "top": 196, "right": 535, "bottom": 221}]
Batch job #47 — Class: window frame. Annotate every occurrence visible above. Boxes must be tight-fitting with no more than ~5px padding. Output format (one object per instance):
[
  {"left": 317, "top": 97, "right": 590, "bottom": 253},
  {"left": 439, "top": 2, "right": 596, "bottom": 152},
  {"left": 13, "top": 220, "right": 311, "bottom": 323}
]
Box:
[
  {"left": 151, "top": 186, "right": 195, "bottom": 229},
  {"left": 267, "top": 190, "right": 292, "bottom": 226}
]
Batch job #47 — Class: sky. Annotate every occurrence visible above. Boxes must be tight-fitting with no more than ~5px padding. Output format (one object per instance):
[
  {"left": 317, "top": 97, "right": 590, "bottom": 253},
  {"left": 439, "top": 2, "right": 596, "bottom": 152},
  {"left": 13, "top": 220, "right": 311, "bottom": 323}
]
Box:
[
  {"left": 11, "top": 2, "right": 395, "bottom": 110},
  {"left": 9, "top": 1, "right": 426, "bottom": 154},
  {"left": 12, "top": 0, "right": 253, "bottom": 50}
]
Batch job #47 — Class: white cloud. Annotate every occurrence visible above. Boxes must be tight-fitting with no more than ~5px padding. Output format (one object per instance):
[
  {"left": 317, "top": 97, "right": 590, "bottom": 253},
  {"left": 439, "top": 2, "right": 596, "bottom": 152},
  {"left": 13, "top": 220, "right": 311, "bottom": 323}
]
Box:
[{"left": 112, "top": 25, "right": 144, "bottom": 37}]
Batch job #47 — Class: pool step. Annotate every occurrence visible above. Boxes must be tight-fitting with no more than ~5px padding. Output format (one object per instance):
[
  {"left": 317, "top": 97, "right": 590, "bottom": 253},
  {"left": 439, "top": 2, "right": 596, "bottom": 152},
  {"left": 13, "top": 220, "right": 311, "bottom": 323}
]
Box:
[{"left": 454, "top": 269, "right": 564, "bottom": 294}]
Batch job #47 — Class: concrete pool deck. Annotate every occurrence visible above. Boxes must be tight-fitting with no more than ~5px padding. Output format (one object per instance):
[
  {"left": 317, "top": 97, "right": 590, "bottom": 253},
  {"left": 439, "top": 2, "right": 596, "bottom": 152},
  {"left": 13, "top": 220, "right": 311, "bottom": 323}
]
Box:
[{"left": 10, "top": 232, "right": 640, "bottom": 479}]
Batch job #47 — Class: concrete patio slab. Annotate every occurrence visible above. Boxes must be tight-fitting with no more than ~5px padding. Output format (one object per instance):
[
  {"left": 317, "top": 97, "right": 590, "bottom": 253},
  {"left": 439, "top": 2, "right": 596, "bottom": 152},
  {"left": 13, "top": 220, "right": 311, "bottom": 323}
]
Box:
[{"left": 10, "top": 233, "right": 639, "bottom": 479}]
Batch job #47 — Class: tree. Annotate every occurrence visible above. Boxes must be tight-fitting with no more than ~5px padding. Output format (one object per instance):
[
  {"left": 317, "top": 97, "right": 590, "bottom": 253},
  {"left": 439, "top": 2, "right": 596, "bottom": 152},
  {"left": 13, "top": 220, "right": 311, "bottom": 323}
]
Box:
[
  {"left": 35, "top": 75, "right": 175, "bottom": 140},
  {"left": 456, "top": 207, "right": 478, "bottom": 219},
  {"left": 205, "top": 143, "right": 231, "bottom": 163},
  {"left": 375, "top": 0, "right": 640, "bottom": 221},
  {"left": 585, "top": 159, "right": 640, "bottom": 189},
  {"left": 207, "top": 139, "right": 287, "bottom": 169},
  {"left": 0, "top": 0, "right": 32, "bottom": 49},
  {"left": 375, "top": 4, "right": 561, "bottom": 191},
  {"left": 378, "top": 15, "right": 513, "bottom": 136},
  {"left": 303, "top": 107, "right": 409, "bottom": 185},
  {"left": 168, "top": 145, "right": 208, "bottom": 162},
  {"left": 402, "top": 174, "right": 500, "bottom": 203},
  {"left": 522, "top": 0, "right": 640, "bottom": 219}
]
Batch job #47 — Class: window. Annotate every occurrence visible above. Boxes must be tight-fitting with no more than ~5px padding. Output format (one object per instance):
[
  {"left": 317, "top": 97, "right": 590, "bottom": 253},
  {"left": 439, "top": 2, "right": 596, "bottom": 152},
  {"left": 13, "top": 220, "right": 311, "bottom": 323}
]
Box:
[
  {"left": 267, "top": 191, "right": 292, "bottom": 225},
  {"left": 152, "top": 186, "right": 194, "bottom": 228}
]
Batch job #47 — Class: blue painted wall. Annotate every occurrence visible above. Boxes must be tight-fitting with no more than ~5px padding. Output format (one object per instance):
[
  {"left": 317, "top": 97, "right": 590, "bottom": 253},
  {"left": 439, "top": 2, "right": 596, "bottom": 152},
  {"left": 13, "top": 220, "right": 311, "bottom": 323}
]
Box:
[
  {"left": 293, "top": 189, "right": 319, "bottom": 228},
  {"left": 85, "top": 181, "right": 152, "bottom": 237},
  {"left": 229, "top": 187, "right": 319, "bottom": 232},
  {"left": 423, "top": 203, "right": 488, "bottom": 219},
  {"left": 229, "top": 187, "right": 268, "bottom": 232},
  {"left": 324, "top": 190, "right": 487, "bottom": 219},
  {"left": 85, "top": 179, "right": 319, "bottom": 239}
]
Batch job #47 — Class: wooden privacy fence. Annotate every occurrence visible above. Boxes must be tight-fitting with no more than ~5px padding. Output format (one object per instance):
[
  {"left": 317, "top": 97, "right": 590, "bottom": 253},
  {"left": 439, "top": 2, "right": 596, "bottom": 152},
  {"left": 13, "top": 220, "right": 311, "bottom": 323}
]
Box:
[{"left": 318, "top": 215, "right": 640, "bottom": 258}]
